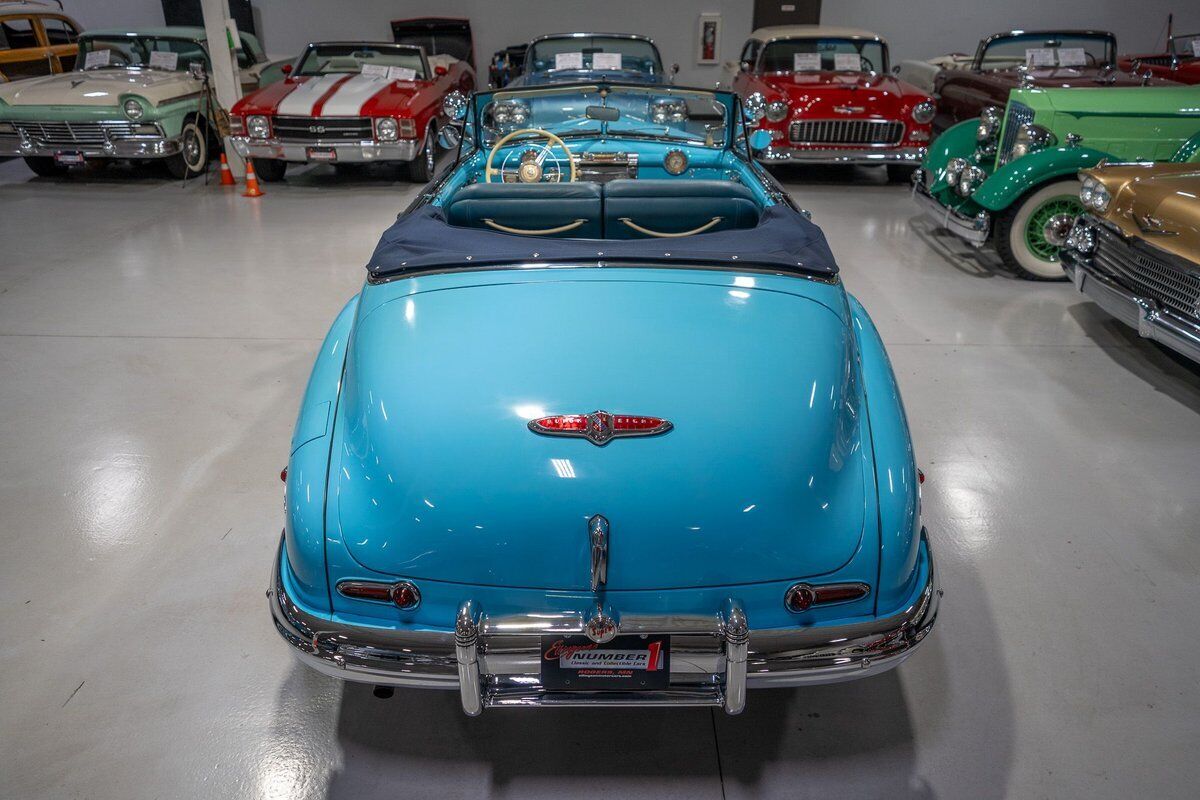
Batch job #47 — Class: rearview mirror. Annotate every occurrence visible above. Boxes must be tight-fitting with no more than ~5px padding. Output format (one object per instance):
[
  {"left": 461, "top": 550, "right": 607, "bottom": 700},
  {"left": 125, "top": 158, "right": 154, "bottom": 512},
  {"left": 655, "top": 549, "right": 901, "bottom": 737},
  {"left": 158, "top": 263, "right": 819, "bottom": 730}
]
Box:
[
  {"left": 586, "top": 105, "right": 620, "bottom": 122},
  {"left": 748, "top": 129, "right": 772, "bottom": 151},
  {"left": 442, "top": 90, "right": 468, "bottom": 121}
]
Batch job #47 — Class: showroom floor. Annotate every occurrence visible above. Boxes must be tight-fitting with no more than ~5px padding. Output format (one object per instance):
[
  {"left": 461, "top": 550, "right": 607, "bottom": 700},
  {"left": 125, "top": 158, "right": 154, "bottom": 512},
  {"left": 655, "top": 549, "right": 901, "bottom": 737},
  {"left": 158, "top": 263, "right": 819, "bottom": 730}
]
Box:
[{"left": 1, "top": 156, "right": 1197, "bottom": 800}]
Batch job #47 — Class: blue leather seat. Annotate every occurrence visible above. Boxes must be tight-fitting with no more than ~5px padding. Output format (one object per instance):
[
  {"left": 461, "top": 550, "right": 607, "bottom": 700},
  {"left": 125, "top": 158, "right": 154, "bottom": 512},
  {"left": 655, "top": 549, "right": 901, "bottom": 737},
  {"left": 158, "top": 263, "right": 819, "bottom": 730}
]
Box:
[
  {"left": 603, "top": 180, "right": 761, "bottom": 239},
  {"left": 445, "top": 182, "right": 604, "bottom": 238}
]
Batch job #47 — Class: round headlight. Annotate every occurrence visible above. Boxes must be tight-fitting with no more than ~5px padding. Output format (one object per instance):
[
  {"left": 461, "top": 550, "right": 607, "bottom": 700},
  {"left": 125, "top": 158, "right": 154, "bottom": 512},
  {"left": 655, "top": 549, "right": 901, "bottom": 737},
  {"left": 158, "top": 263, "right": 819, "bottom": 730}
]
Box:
[
  {"left": 765, "top": 100, "right": 789, "bottom": 122},
  {"left": 1089, "top": 183, "right": 1111, "bottom": 213},
  {"left": 976, "top": 106, "right": 1002, "bottom": 142},
  {"left": 743, "top": 92, "right": 766, "bottom": 122},
  {"left": 1079, "top": 177, "right": 1095, "bottom": 206},
  {"left": 943, "top": 156, "right": 968, "bottom": 186},
  {"left": 1012, "top": 123, "right": 1057, "bottom": 160},
  {"left": 957, "top": 165, "right": 986, "bottom": 197},
  {"left": 663, "top": 149, "right": 688, "bottom": 175},
  {"left": 912, "top": 100, "right": 935, "bottom": 125},
  {"left": 375, "top": 117, "right": 398, "bottom": 141},
  {"left": 247, "top": 115, "right": 270, "bottom": 139},
  {"left": 122, "top": 98, "right": 144, "bottom": 121}
]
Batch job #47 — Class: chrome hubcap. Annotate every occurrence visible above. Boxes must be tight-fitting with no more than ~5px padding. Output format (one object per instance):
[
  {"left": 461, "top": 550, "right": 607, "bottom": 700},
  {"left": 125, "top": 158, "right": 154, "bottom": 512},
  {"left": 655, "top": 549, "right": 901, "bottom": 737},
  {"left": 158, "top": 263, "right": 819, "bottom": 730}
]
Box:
[
  {"left": 1042, "top": 213, "right": 1076, "bottom": 248},
  {"left": 183, "top": 130, "right": 202, "bottom": 168}
]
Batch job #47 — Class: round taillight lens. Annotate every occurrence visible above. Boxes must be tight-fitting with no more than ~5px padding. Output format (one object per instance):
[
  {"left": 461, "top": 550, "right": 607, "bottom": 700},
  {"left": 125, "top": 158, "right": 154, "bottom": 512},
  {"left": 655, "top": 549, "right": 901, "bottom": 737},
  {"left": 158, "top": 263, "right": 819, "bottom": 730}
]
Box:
[
  {"left": 390, "top": 581, "right": 421, "bottom": 610},
  {"left": 785, "top": 584, "right": 815, "bottom": 612}
]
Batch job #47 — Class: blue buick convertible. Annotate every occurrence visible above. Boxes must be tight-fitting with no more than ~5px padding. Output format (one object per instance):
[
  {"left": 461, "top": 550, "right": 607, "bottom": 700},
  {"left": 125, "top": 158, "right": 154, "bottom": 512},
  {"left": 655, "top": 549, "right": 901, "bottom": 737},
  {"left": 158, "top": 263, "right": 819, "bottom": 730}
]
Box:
[{"left": 269, "top": 81, "right": 939, "bottom": 715}]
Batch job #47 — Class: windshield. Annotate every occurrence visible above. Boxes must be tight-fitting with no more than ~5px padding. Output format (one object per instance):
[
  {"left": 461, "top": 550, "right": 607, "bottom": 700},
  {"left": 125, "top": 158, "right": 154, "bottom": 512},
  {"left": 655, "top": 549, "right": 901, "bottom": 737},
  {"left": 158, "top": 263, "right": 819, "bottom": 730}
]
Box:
[
  {"left": 77, "top": 35, "right": 208, "bottom": 71},
  {"left": 528, "top": 36, "right": 662, "bottom": 76},
  {"left": 978, "top": 33, "right": 1115, "bottom": 69},
  {"left": 296, "top": 44, "right": 425, "bottom": 78},
  {"left": 1170, "top": 34, "right": 1200, "bottom": 58},
  {"left": 470, "top": 84, "right": 729, "bottom": 149},
  {"left": 760, "top": 38, "right": 888, "bottom": 73}
]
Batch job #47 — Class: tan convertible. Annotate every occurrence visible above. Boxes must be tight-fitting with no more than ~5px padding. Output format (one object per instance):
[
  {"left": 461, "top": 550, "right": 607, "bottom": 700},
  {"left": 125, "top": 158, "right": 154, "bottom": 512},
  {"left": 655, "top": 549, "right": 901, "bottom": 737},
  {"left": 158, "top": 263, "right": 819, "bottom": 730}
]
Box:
[{"left": 1061, "top": 158, "right": 1200, "bottom": 363}]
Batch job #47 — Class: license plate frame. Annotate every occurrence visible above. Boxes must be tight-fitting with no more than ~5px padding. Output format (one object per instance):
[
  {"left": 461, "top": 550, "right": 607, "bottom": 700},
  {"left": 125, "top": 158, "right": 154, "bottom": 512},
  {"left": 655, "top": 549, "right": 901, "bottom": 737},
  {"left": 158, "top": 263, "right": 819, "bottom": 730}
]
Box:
[
  {"left": 54, "top": 151, "right": 85, "bottom": 166},
  {"left": 540, "top": 634, "right": 670, "bottom": 691},
  {"left": 306, "top": 147, "right": 337, "bottom": 162}
]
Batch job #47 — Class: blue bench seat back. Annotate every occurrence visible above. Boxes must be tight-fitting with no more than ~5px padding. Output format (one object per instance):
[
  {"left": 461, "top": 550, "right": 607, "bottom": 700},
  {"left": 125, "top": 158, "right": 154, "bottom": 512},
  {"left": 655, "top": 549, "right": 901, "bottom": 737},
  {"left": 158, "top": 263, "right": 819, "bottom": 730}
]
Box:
[
  {"left": 603, "top": 179, "right": 761, "bottom": 240},
  {"left": 445, "top": 182, "right": 604, "bottom": 238}
]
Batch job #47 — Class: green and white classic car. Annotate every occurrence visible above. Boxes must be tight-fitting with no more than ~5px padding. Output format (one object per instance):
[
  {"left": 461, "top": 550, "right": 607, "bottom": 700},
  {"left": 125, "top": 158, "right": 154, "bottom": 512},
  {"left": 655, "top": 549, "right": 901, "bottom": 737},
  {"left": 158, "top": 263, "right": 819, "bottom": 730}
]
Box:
[
  {"left": 912, "top": 85, "right": 1200, "bottom": 279},
  {"left": 0, "top": 26, "right": 273, "bottom": 179}
]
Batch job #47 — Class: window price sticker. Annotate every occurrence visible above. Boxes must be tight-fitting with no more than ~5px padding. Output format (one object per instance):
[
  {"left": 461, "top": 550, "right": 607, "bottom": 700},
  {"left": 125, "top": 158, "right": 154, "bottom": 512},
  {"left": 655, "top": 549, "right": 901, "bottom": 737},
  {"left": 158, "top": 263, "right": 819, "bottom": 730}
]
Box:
[
  {"left": 84, "top": 49, "right": 111, "bottom": 69},
  {"left": 1025, "top": 48, "right": 1056, "bottom": 67},
  {"left": 555, "top": 51, "right": 584, "bottom": 70},
  {"left": 793, "top": 52, "right": 821, "bottom": 71},
  {"left": 593, "top": 52, "right": 622, "bottom": 70},
  {"left": 387, "top": 66, "right": 417, "bottom": 81},
  {"left": 360, "top": 63, "right": 388, "bottom": 78},
  {"left": 1056, "top": 48, "right": 1086, "bottom": 67},
  {"left": 149, "top": 51, "right": 179, "bottom": 70},
  {"left": 833, "top": 52, "right": 861, "bottom": 71}
]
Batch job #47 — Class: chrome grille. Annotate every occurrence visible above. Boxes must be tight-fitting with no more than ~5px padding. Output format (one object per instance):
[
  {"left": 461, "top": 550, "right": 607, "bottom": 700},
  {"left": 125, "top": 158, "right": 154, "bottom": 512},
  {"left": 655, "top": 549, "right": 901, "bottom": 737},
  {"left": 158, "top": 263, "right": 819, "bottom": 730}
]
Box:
[
  {"left": 1092, "top": 225, "right": 1200, "bottom": 321},
  {"left": 273, "top": 116, "right": 372, "bottom": 142},
  {"left": 1135, "top": 55, "right": 1174, "bottom": 66},
  {"left": 16, "top": 121, "right": 140, "bottom": 147},
  {"left": 788, "top": 119, "right": 904, "bottom": 146},
  {"left": 997, "top": 102, "right": 1034, "bottom": 166}
]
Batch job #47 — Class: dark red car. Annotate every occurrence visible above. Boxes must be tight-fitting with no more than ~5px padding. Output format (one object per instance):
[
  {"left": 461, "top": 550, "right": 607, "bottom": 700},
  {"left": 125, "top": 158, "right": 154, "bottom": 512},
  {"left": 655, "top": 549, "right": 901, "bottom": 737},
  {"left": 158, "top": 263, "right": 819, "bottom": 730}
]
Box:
[
  {"left": 933, "top": 30, "right": 1175, "bottom": 133},
  {"left": 1119, "top": 32, "right": 1200, "bottom": 85},
  {"left": 732, "top": 25, "right": 935, "bottom": 182},
  {"left": 230, "top": 41, "right": 474, "bottom": 182}
]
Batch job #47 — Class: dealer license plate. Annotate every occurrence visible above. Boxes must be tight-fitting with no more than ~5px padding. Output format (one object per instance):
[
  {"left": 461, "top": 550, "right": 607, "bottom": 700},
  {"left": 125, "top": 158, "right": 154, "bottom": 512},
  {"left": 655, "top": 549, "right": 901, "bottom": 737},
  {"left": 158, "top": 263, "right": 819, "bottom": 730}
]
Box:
[
  {"left": 306, "top": 147, "right": 337, "bottom": 162},
  {"left": 540, "top": 634, "right": 670, "bottom": 691},
  {"left": 54, "top": 151, "right": 84, "bottom": 166}
]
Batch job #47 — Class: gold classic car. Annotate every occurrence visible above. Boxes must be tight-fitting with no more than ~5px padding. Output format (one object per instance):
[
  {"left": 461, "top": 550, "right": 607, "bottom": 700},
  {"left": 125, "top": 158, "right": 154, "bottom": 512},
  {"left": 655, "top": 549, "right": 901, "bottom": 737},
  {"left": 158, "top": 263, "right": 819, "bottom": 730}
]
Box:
[
  {"left": 0, "top": 1, "right": 81, "bottom": 82},
  {"left": 1061, "top": 157, "right": 1200, "bottom": 363}
]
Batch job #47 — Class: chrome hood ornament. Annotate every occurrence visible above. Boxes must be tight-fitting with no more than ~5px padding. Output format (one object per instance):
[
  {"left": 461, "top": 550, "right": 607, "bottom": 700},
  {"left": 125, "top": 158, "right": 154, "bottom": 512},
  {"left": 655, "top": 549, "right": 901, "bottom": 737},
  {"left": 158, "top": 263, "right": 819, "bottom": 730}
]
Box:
[{"left": 528, "top": 411, "right": 672, "bottom": 446}]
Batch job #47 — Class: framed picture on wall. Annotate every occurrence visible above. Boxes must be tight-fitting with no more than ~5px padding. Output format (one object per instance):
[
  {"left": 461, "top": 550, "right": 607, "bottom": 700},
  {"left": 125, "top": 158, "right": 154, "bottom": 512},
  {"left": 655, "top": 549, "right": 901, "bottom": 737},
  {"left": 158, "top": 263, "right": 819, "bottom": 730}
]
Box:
[{"left": 697, "top": 13, "right": 721, "bottom": 65}]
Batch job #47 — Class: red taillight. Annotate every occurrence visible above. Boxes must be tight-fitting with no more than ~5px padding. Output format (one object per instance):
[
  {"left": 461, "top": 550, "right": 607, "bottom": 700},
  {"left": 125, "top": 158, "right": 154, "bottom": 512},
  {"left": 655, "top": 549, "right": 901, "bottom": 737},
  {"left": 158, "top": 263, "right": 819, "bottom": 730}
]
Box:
[
  {"left": 337, "top": 580, "right": 421, "bottom": 610},
  {"left": 918, "top": 469, "right": 925, "bottom": 485},
  {"left": 280, "top": 467, "right": 288, "bottom": 482},
  {"left": 785, "top": 582, "right": 870, "bottom": 613}
]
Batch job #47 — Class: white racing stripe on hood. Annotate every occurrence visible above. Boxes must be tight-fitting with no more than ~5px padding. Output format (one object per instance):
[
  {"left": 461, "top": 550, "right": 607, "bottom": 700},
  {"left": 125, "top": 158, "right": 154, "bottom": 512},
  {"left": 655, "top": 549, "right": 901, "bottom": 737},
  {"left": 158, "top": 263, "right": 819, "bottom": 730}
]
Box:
[
  {"left": 276, "top": 74, "right": 345, "bottom": 116},
  {"left": 318, "top": 73, "right": 394, "bottom": 116}
]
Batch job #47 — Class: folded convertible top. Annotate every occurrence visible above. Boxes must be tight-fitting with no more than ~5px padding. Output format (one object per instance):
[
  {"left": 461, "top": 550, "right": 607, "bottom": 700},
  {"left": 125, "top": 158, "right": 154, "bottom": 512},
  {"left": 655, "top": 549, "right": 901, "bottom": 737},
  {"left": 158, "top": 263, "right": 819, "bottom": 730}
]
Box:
[{"left": 366, "top": 203, "right": 840, "bottom": 278}]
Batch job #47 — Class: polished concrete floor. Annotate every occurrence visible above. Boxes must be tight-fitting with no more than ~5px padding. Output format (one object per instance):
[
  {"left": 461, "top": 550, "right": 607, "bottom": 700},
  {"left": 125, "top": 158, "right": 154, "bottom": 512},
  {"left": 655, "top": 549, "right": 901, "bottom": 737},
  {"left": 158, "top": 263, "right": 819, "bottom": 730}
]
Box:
[{"left": 1, "top": 156, "right": 1198, "bottom": 800}]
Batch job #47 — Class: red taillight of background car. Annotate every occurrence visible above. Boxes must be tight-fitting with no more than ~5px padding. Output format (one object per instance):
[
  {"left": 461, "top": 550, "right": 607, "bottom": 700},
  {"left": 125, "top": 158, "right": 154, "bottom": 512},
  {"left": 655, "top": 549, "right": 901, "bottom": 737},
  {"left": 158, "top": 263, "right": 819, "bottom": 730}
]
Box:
[
  {"left": 337, "top": 580, "right": 421, "bottom": 609},
  {"left": 785, "top": 582, "right": 870, "bottom": 612}
]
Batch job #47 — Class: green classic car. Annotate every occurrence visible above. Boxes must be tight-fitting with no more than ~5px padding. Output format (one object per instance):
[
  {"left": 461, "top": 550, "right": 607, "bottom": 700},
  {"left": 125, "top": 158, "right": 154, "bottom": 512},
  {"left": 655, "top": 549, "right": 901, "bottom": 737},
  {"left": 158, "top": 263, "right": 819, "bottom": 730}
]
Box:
[
  {"left": 912, "top": 85, "right": 1200, "bottom": 279},
  {"left": 0, "top": 26, "right": 274, "bottom": 179}
]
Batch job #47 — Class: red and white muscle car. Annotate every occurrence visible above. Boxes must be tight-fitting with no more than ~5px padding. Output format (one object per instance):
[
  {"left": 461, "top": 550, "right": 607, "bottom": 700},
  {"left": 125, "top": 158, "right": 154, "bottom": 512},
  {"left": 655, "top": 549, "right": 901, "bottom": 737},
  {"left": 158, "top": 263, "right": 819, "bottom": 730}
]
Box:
[
  {"left": 731, "top": 26, "right": 935, "bottom": 181},
  {"left": 230, "top": 41, "right": 474, "bottom": 182}
]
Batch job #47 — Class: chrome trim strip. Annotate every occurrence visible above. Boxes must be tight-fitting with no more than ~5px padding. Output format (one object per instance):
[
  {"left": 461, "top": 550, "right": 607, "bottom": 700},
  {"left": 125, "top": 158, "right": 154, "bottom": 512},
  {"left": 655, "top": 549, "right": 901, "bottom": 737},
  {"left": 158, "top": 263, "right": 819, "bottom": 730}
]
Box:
[
  {"left": 230, "top": 135, "right": 421, "bottom": 163},
  {"left": 757, "top": 144, "right": 925, "bottom": 165},
  {"left": 268, "top": 529, "right": 939, "bottom": 714}
]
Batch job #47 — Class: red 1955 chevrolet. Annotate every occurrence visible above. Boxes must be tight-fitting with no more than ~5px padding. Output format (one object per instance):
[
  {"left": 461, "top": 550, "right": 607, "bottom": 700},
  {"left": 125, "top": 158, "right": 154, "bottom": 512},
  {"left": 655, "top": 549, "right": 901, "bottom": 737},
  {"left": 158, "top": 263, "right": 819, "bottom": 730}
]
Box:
[
  {"left": 230, "top": 41, "right": 474, "bottom": 183},
  {"left": 731, "top": 25, "right": 934, "bottom": 182}
]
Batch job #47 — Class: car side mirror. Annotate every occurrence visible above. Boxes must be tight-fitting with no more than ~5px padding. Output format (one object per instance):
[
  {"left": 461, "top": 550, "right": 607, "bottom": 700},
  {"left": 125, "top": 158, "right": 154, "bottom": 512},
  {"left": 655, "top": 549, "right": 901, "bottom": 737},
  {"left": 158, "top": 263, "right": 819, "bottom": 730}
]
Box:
[
  {"left": 435, "top": 64, "right": 448, "bottom": 76},
  {"left": 748, "top": 129, "right": 772, "bottom": 151},
  {"left": 438, "top": 124, "right": 462, "bottom": 149},
  {"left": 443, "top": 90, "right": 468, "bottom": 121},
  {"left": 281, "top": 63, "right": 292, "bottom": 75}
]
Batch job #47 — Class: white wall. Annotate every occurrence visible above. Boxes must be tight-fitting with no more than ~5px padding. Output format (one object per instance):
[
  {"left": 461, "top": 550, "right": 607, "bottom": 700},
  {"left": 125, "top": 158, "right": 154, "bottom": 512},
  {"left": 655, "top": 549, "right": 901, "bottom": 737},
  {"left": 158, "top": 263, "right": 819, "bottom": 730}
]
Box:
[{"left": 57, "top": 0, "right": 1200, "bottom": 84}]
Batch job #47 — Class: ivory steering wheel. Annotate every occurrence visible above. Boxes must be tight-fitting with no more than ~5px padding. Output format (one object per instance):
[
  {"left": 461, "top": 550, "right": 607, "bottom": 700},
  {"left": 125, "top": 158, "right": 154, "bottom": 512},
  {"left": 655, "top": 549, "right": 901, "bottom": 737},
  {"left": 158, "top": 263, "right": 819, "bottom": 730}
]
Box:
[{"left": 485, "top": 128, "right": 576, "bottom": 183}]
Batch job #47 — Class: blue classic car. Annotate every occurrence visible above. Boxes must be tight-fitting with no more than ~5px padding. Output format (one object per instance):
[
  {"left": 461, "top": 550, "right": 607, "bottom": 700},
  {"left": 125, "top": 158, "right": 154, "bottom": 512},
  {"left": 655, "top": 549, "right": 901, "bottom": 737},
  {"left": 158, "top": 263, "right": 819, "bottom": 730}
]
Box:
[
  {"left": 269, "top": 81, "right": 939, "bottom": 715},
  {"left": 507, "top": 32, "right": 678, "bottom": 86}
]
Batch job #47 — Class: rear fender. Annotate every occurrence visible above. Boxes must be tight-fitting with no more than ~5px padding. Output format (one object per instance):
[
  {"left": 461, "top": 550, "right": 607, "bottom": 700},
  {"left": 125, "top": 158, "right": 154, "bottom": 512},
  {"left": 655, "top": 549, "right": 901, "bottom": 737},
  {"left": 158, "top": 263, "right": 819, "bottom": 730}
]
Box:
[
  {"left": 971, "top": 146, "right": 1109, "bottom": 210},
  {"left": 284, "top": 294, "right": 359, "bottom": 613},
  {"left": 849, "top": 295, "right": 921, "bottom": 616}
]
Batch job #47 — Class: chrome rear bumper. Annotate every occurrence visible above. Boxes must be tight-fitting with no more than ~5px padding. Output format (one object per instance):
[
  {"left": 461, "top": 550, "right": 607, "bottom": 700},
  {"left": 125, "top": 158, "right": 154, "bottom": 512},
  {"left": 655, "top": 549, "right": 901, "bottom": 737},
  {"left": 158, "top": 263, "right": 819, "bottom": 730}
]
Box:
[
  {"left": 758, "top": 144, "right": 926, "bottom": 165},
  {"left": 269, "top": 531, "right": 939, "bottom": 715}
]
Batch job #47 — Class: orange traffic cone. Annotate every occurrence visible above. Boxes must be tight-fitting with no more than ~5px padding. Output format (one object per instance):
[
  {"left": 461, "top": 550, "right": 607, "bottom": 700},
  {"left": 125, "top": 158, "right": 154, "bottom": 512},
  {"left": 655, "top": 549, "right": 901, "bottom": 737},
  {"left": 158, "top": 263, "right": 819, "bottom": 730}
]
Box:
[
  {"left": 219, "top": 153, "right": 236, "bottom": 186},
  {"left": 242, "top": 159, "right": 263, "bottom": 198}
]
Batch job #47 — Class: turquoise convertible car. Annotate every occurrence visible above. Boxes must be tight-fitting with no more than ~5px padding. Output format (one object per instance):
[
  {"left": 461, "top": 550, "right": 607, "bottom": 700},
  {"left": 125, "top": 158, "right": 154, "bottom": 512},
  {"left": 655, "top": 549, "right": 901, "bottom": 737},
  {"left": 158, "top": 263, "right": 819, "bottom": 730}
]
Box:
[{"left": 269, "top": 81, "right": 939, "bottom": 715}]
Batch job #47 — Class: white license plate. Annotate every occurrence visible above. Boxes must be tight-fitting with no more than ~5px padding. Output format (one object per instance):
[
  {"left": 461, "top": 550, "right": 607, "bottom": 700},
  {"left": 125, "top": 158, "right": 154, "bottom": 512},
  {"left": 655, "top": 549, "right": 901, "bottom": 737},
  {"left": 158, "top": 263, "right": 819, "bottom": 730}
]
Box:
[
  {"left": 54, "top": 151, "right": 85, "bottom": 166},
  {"left": 306, "top": 147, "right": 337, "bottom": 162}
]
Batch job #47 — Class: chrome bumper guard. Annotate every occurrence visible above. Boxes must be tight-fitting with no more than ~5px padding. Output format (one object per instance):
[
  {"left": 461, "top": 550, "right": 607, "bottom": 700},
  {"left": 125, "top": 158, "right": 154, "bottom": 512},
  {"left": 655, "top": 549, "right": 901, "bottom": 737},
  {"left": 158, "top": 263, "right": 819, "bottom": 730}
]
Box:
[
  {"left": 758, "top": 144, "right": 926, "bottom": 165},
  {"left": 1063, "top": 252, "right": 1200, "bottom": 363},
  {"left": 911, "top": 171, "right": 990, "bottom": 246},
  {"left": 0, "top": 131, "right": 182, "bottom": 159},
  {"left": 230, "top": 135, "right": 420, "bottom": 163},
  {"left": 269, "top": 531, "right": 939, "bottom": 716}
]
